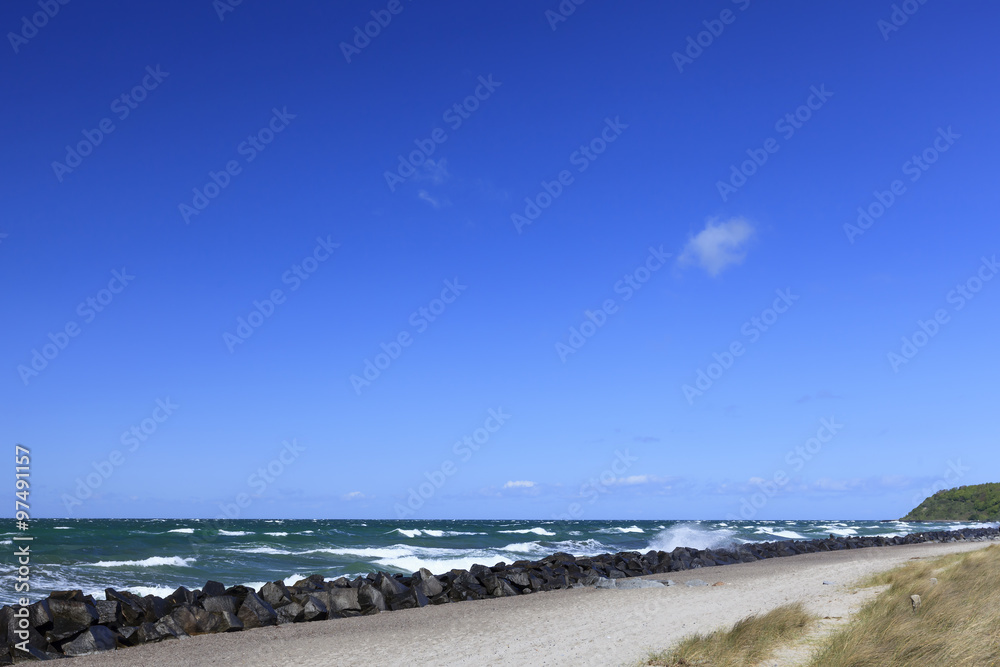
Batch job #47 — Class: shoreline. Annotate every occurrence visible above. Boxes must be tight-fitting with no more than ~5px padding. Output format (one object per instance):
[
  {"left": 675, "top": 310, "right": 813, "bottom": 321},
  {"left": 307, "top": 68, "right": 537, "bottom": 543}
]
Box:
[
  {"left": 4, "top": 526, "right": 998, "bottom": 662},
  {"left": 70, "top": 540, "right": 996, "bottom": 667}
]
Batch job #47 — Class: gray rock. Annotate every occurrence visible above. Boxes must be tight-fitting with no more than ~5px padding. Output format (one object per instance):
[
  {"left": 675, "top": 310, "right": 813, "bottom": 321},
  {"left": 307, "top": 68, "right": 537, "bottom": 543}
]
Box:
[
  {"left": 684, "top": 579, "right": 709, "bottom": 587},
  {"left": 61, "top": 626, "right": 118, "bottom": 656},
  {"left": 236, "top": 591, "right": 277, "bottom": 629},
  {"left": 202, "top": 595, "right": 238, "bottom": 615},
  {"left": 45, "top": 599, "right": 99, "bottom": 642},
  {"left": 823, "top": 581, "right": 836, "bottom": 585}
]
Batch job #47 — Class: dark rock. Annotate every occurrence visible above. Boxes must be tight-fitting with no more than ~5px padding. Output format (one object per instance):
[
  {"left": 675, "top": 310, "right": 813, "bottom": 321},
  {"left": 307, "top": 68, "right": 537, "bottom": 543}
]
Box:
[
  {"left": 202, "top": 581, "right": 226, "bottom": 597},
  {"left": 95, "top": 600, "right": 125, "bottom": 628},
  {"left": 275, "top": 602, "right": 305, "bottom": 625},
  {"left": 224, "top": 585, "right": 253, "bottom": 606},
  {"left": 60, "top": 626, "right": 118, "bottom": 656},
  {"left": 358, "top": 583, "right": 386, "bottom": 614},
  {"left": 412, "top": 568, "right": 444, "bottom": 598},
  {"left": 236, "top": 591, "right": 277, "bottom": 629},
  {"left": 104, "top": 589, "right": 145, "bottom": 625},
  {"left": 166, "top": 604, "right": 202, "bottom": 635},
  {"left": 152, "top": 613, "right": 189, "bottom": 639},
  {"left": 206, "top": 611, "right": 243, "bottom": 633},
  {"left": 27, "top": 600, "right": 52, "bottom": 632},
  {"left": 139, "top": 595, "right": 172, "bottom": 623},
  {"left": 166, "top": 586, "right": 196, "bottom": 607},
  {"left": 296, "top": 595, "right": 327, "bottom": 622},
  {"left": 317, "top": 588, "right": 360, "bottom": 615},
  {"left": 259, "top": 581, "right": 292, "bottom": 608},
  {"left": 201, "top": 596, "right": 238, "bottom": 615},
  {"left": 374, "top": 572, "right": 409, "bottom": 600},
  {"left": 47, "top": 590, "right": 88, "bottom": 603},
  {"left": 45, "top": 599, "right": 98, "bottom": 642},
  {"left": 135, "top": 621, "right": 176, "bottom": 644}
]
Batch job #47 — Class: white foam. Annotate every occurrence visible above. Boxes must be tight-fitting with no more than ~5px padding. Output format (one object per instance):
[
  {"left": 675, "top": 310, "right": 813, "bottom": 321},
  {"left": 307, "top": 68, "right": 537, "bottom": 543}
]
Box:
[
  {"left": 238, "top": 546, "right": 292, "bottom": 555},
  {"left": 647, "top": 524, "right": 737, "bottom": 552},
  {"left": 92, "top": 556, "right": 195, "bottom": 568},
  {"left": 218, "top": 530, "right": 251, "bottom": 536},
  {"left": 116, "top": 585, "right": 177, "bottom": 598},
  {"left": 394, "top": 528, "right": 422, "bottom": 538},
  {"left": 818, "top": 526, "right": 857, "bottom": 536},
  {"left": 501, "top": 542, "right": 546, "bottom": 553},
  {"left": 264, "top": 532, "right": 288, "bottom": 537},
  {"left": 755, "top": 527, "right": 806, "bottom": 539},
  {"left": 167, "top": 528, "right": 195, "bottom": 534},
  {"left": 54, "top": 526, "right": 72, "bottom": 530},
  {"left": 596, "top": 525, "right": 644, "bottom": 534},
  {"left": 497, "top": 527, "right": 556, "bottom": 536}
]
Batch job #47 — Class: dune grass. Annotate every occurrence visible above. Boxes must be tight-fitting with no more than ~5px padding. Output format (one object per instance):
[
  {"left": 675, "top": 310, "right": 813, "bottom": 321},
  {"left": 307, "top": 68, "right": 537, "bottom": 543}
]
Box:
[
  {"left": 642, "top": 602, "right": 815, "bottom": 667},
  {"left": 805, "top": 544, "right": 1000, "bottom": 666}
]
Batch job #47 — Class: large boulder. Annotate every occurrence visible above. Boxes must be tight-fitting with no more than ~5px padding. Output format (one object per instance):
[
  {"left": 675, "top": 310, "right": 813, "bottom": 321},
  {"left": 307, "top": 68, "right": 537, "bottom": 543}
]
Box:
[
  {"left": 95, "top": 600, "right": 125, "bottom": 628},
  {"left": 201, "top": 596, "right": 238, "bottom": 615},
  {"left": 259, "top": 581, "right": 292, "bottom": 608},
  {"left": 358, "top": 583, "right": 386, "bottom": 614},
  {"left": 236, "top": 591, "right": 277, "bottom": 629},
  {"left": 412, "top": 569, "right": 444, "bottom": 598},
  {"left": 201, "top": 581, "right": 226, "bottom": 597},
  {"left": 275, "top": 601, "right": 305, "bottom": 625},
  {"left": 45, "top": 599, "right": 98, "bottom": 642},
  {"left": 60, "top": 626, "right": 118, "bottom": 656},
  {"left": 206, "top": 611, "right": 243, "bottom": 633},
  {"left": 316, "top": 588, "right": 360, "bottom": 616},
  {"left": 103, "top": 589, "right": 145, "bottom": 625}
]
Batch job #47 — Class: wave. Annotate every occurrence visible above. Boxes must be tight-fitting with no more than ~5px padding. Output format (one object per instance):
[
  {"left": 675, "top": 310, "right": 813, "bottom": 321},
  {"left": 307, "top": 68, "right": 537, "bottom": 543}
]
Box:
[
  {"left": 390, "top": 528, "right": 485, "bottom": 538},
  {"left": 91, "top": 556, "right": 196, "bottom": 568},
  {"left": 167, "top": 528, "right": 194, "bottom": 534},
  {"left": 497, "top": 527, "right": 556, "bottom": 536},
  {"left": 264, "top": 532, "right": 289, "bottom": 537},
  {"left": 218, "top": 530, "right": 252, "bottom": 536},
  {"left": 595, "top": 525, "right": 644, "bottom": 534},
  {"left": 755, "top": 527, "right": 806, "bottom": 539},
  {"left": 647, "top": 524, "right": 737, "bottom": 552},
  {"left": 54, "top": 527, "right": 72, "bottom": 530}
]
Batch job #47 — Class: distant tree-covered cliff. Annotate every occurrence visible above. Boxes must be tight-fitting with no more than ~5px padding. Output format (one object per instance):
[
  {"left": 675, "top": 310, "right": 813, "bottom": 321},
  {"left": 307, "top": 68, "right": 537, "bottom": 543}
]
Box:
[{"left": 903, "top": 483, "right": 1000, "bottom": 521}]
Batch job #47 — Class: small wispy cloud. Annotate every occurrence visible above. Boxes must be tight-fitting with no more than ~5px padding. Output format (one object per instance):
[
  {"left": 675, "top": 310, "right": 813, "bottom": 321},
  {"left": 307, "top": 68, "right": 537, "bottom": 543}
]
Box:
[
  {"left": 678, "top": 216, "right": 755, "bottom": 276},
  {"left": 417, "top": 189, "right": 442, "bottom": 208},
  {"left": 342, "top": 491, "right": 370, "bottom": 501},
  {"left": 503, "top": 480, "right": 536, "bottom": 489},
  {"left": 416, "top": 158, "right": 449, "bottom": 185}
]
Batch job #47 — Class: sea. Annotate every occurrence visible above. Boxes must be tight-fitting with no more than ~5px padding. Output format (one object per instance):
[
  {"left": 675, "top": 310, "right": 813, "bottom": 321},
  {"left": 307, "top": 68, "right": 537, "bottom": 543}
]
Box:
[{"left": 3, "top": 518, "right": 996, "bottom": 606}]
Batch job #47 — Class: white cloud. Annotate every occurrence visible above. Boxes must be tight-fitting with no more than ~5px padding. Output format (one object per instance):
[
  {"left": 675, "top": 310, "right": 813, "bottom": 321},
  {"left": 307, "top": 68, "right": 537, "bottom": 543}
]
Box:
[
  {"left": 416, "top": 158, "right": 449, "bottom": 184},
  {"left": 417, "top": 189, "right": 441, "bottom": 208},
  {"left": 503, "top": 480, "right": 536, "bottom": 489},
  {"left": 342, "top": 491, "right": 368, "bottom": 500},
  {"left": 679, "top": 217, "right": 755, "bottom": 276}
]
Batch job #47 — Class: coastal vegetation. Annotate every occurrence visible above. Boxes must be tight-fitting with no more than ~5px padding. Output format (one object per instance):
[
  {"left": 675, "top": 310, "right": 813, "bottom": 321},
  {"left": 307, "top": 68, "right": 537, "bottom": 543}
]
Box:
[
  {"left": 806, "top": 544, "right": 1000, "bottom": 666},
  {"left": 902, "top": 483, "right": 1000, "bottom": 521},
  {"left": 643, "top": 602, "right": 814, "bottom": 666},
  {"left": 644, "top": 544, "right": 1000, "bottom": 666}
]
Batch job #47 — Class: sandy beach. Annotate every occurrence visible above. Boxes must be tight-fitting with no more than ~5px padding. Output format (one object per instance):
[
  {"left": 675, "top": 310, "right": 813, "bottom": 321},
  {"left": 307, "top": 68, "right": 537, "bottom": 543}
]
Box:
[{"left": 68, "top": 540, "right": 993, "bottom": 667}]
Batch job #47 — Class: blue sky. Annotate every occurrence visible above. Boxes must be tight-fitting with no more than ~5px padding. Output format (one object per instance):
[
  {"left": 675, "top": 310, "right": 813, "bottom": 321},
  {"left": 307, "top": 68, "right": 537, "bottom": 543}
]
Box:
[{"left": 3, "top": 1, "right": 998, "bottom": 520}]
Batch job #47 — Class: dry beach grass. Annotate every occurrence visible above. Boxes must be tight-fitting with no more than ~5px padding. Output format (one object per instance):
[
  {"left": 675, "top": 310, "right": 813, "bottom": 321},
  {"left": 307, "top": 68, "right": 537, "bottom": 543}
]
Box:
[{"left": 68, "top": 540, "right": 996, "bottom": 667}]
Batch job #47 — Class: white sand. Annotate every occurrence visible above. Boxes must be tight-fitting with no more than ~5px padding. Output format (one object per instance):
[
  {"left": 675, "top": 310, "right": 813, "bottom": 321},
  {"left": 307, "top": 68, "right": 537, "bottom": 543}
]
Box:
[{"left": 71, "top": 540, "right": 994, "bottom": 667}]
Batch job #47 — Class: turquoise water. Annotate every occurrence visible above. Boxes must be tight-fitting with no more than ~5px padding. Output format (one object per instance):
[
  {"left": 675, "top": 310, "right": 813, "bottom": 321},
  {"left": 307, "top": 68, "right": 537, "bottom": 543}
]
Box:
[{"left": 3, "top": 518, "right": 995, "bottom": 605}]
